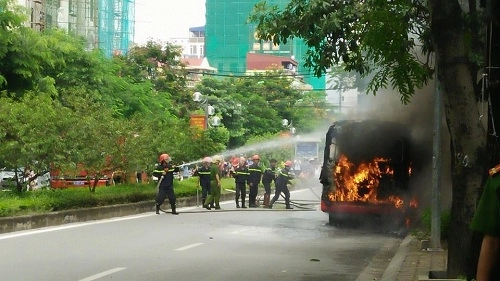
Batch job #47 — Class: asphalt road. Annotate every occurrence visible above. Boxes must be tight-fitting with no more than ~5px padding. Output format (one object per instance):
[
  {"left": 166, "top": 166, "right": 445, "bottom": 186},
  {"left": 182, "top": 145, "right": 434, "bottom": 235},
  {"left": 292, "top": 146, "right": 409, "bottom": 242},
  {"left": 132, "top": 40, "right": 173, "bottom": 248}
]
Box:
[{"left": 0, "top": 186, "right": 403, "bottom": 281}]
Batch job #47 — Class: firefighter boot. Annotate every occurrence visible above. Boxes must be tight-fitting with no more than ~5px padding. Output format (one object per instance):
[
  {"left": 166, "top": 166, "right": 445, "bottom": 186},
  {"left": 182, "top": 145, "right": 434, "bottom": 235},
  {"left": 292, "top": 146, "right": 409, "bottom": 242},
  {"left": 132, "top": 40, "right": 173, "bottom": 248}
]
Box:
[
  {"left": 235, "top": 199, "right": 240, "bottom": 208},
  {"left": 285, "top": 199, "right": 293, "bottom": 209},
  {"left": 171, "top": 204, "right": 179, "bottom": 215},
  {"left": 263, "top": 193, "right": 270, "bottom": 208},
  {"left": 155, "top": 204, "right": 160, "bottom": 214}
]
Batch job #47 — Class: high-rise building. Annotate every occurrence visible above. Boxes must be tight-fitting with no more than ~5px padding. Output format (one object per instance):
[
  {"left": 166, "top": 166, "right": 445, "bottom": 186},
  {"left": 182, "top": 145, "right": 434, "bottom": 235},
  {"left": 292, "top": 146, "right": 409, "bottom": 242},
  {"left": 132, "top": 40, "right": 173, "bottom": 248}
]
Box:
[
  {"left": 205, "top": 0, "right": 325, "bottom": 90},
  {"left": 17, "top": 0, "right": 134, "bottom": 57}
]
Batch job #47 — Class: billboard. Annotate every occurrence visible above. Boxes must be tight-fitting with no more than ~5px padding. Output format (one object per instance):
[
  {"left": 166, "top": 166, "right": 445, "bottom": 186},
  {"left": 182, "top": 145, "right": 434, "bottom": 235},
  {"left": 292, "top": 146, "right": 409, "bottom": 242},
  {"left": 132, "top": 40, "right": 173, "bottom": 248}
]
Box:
[
  {"left": 190, "top": 114, "right": 207, "bottom": 130},
  {"left": 295, "top": 141, "right": 319, "bottom": 159}
]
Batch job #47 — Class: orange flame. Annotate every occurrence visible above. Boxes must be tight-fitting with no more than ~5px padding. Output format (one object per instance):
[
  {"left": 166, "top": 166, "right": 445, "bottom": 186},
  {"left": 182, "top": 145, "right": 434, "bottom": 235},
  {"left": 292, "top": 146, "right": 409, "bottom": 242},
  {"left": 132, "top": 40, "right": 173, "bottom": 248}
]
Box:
[
  {"left": 405, "top": 217, "right": 411, "bottom": 227},
  {"left": 409, "top": 197, "right": 418, "bottom": 208},
  {"left": 329, "top": 154, "right": 404, "bottom": 208}
]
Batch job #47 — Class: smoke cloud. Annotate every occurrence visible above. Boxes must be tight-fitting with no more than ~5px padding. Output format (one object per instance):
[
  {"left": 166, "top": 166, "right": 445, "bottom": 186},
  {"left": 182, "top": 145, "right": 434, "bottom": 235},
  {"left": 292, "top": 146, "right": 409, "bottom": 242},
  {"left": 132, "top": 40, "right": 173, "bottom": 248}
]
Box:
[{"left": 341, "top": 81, "right": 452, "bottom": 210}]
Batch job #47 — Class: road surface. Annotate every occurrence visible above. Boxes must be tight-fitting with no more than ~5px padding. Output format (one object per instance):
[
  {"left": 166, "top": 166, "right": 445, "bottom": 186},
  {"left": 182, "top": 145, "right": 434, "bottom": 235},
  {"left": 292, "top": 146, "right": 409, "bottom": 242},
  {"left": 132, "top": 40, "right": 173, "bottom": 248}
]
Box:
[{"left": 0, "top": 186, "right": 403, "bottom": 281}]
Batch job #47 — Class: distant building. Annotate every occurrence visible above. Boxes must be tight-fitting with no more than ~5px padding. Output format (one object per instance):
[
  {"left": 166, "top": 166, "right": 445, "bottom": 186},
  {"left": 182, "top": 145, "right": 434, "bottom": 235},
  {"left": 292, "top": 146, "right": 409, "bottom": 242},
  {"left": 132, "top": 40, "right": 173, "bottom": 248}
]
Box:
[
  {"left": 181, "top": 57, "right": 217, "bottom": 88},
  {"left": 16, "top": 0, "right": 135, "bottom": 57},
  {"left": 170, "top": 26, "right": 205, "bottom": 59},
  {"left": 205, "top": 0, "right": 326, "bottom": 90}
]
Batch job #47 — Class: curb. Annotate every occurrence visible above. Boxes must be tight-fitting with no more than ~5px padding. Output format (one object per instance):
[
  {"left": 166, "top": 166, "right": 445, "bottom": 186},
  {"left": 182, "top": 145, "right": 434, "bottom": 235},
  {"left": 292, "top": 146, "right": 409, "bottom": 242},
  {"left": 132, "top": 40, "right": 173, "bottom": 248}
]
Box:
[
  {"left": 380, "top": 234, "right": 414, "bottom": 281},
  {"left": 0, "top": 184, "right": 308, "bottom": 234},
  {"left": 0, "top": 192, "right": 237, "bottom": 234}
]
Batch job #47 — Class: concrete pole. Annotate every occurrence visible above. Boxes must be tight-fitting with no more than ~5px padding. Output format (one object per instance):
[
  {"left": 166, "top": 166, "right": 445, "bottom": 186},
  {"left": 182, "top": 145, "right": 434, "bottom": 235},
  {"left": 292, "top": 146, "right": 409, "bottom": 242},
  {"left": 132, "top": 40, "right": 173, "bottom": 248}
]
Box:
[{"left": 430, "top": 68, "right": 442, "bottom": 250}]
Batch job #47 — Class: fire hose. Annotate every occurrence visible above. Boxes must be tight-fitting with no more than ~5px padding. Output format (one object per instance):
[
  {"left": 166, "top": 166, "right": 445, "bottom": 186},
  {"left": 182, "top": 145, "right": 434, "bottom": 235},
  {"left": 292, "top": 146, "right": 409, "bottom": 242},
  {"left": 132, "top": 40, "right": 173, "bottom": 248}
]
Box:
[{"left": 155, "top": 174, "right": 318, "bottom": 213}]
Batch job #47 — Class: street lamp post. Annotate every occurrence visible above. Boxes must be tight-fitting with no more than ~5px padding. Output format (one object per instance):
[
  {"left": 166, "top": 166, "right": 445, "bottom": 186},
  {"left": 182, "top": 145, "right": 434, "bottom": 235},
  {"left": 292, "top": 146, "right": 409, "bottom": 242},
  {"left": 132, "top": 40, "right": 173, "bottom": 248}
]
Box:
[
  {"left": 282, "top": 119, "right": 296, "bottom": 161},
  {"left": 282, "top": 118, "right": 296, "bottom": 135},
  {"left": 193, "top": 91, "right": 221, "bottom": 129}
]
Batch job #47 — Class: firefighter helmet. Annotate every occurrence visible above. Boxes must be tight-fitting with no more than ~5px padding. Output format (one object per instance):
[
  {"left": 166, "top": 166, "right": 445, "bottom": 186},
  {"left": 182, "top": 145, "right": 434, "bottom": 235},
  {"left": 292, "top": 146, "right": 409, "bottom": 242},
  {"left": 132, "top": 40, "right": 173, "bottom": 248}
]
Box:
[
  {"left": 159, "top": 154, "right": 171, "bottom": 163},
  {"left": 212, "top": 155, "right": 223, "bottom": 163},
  {"left": 252, "top": 154, "right": 260, "bottom": 160},
  {"left": 285, "top": 160, "right": 293, "bottom": 167},
  {"left": 202, "top": 157, "right": 212, "bottom": 163}
]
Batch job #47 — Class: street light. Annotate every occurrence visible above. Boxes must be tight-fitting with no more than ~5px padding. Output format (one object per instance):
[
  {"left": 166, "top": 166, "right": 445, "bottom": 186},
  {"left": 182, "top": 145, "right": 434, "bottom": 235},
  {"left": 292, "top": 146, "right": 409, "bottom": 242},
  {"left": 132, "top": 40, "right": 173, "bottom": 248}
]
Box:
[
  {"left": 282, "top": 118, "right": 296, "bottom": 134},
  {"left": 193, "top": 92, "right": 220, "bottom": 129}
]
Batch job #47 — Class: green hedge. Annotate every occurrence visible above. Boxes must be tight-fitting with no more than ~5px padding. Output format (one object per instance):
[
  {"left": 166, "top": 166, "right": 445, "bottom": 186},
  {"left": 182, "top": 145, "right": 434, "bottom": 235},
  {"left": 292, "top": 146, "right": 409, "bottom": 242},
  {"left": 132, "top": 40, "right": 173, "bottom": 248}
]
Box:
[
  {"left": 420, "top": 207, "right": 451, "bottom": 239},
  {"left": 0, "top": 177, "right": 236, "bottom": 217}
]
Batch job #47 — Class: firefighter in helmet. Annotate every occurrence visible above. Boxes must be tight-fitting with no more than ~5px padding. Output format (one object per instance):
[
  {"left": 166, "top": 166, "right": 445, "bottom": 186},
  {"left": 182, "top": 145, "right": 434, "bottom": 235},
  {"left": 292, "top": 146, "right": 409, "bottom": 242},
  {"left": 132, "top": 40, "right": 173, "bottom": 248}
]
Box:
[
  {"left": 233, "top": 157, "right": 249, "bottom": 208},
  {"left": 195, "top": 157, "right": 212, "bottom": 208},
  {"left": 248, "top": 154, "right": 264, "bottom": 207},
  {"left": 269, "top": 160, "right": 294, "bottom": 209},
  {"left": 203, "top": 155, "right": 223, "bottom": 210},
  {"left": 153, "top": 153, "right": 180, "bottom": 215},
  {"left": 262, "top": 158, "right": 278, "bottom": 208}
]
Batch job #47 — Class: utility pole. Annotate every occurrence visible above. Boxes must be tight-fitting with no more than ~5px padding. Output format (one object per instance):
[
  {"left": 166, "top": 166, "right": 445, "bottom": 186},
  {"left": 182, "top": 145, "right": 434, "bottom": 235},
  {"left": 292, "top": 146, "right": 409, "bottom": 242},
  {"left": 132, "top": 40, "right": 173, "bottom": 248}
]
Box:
[{"left": 430, "top": 67, "right": 442, "bottom": 250}]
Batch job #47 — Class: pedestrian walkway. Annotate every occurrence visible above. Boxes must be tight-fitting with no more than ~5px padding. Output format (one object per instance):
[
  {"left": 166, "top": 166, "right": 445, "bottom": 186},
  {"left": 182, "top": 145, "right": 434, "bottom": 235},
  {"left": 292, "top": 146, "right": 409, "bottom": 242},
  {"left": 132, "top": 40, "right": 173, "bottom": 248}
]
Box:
[{"left": 383, "top": 235, "right": 448, "bottom": 281}]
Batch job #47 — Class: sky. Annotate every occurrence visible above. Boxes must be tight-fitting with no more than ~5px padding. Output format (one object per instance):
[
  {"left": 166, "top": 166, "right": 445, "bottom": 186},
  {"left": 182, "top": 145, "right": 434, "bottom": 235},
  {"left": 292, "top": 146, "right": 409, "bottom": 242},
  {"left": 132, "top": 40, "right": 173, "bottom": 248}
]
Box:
[{"left": 134, "top": 0, "right": 206, "bottom": 44}]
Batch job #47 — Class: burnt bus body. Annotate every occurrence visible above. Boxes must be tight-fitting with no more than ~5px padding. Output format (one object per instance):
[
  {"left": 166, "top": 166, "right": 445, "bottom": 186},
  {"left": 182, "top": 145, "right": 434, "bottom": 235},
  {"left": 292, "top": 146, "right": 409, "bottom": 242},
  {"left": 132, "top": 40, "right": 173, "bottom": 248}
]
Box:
[{"left": 319, "top": 120, "right": 414, "bottom": 225}]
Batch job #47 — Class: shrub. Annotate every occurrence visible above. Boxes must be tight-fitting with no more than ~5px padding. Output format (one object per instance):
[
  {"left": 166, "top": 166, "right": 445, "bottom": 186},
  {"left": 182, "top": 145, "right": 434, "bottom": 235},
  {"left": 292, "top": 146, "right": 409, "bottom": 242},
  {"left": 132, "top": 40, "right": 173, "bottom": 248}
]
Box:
[
  {"left": 420, "top": 207, "right": 451, "bottom": 239},
  {"left": 0, "top": 177, "right": 236, "bottom": 217}
]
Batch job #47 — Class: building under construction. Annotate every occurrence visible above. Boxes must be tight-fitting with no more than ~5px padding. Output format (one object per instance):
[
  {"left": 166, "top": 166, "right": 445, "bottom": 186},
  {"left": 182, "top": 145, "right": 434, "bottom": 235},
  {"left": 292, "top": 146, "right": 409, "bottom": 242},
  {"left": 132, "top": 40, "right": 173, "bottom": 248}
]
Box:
[
  {"left": 205, "top": 0, "right": 325, "bottom": 90},
  {"left": 19, "top": 0, "right": 134, "bottom": 57}
]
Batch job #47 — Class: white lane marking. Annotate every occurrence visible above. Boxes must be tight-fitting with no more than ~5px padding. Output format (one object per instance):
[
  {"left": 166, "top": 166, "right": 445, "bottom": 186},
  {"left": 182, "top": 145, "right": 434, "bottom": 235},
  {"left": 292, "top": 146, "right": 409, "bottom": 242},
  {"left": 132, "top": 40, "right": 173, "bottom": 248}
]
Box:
[
  {"left": 231, "top": 227, "right": 250, "bottom": 234},
  {"left": 0, "top": 188, "right": 318, "bottom": 240},
  {"left": 0, "top": 213, "right": 154, "bottom": 241},
  {"left": 175, "top": 242, "right": 204, "bottom": 251},
  {"left": 78, "top": 267, "right": 126, "bottom": 281}
]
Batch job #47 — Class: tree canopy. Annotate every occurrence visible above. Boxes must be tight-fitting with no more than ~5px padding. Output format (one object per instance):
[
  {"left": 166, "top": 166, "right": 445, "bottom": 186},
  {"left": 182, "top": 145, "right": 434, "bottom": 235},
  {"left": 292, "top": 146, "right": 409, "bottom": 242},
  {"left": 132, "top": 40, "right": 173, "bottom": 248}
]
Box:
[
  {"left": 0, "top": 1, "right": 328, "bottom": 192},
  {"left": 248, "top": 0, "right": 495, "bottom": 277}
]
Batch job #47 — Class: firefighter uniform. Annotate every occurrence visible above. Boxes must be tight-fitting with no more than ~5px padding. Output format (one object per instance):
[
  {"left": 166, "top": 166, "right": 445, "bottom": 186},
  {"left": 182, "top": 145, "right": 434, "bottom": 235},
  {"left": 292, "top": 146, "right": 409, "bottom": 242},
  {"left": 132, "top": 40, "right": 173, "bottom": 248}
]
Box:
[
  {"left": 262, "top": 159, "right": 278, "bottom": 208},
  {"left": 153, "top": 154, "right": 180, "bottom": 215},
  {"left": 233, "top": 163, "right": 249, "bottom": 208},
  {"left": 196, "top": 164, "right": 212, "bottom": 207},
  {"left": 204, "top": 155, "right": 223, "bottom": 210},
  {"left": 248, "top": 155, "right": 264, "bottom": 208},
  {"left": 269, "top": 162, "right": 294, "bottom": 209}
]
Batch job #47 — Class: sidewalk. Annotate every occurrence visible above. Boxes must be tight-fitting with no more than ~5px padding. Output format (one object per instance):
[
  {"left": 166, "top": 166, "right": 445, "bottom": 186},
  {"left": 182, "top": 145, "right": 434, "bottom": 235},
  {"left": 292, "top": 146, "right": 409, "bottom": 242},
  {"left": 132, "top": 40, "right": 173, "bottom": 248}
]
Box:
[{"left": 382, "top": 235, "right": 449, "bottom": 281}]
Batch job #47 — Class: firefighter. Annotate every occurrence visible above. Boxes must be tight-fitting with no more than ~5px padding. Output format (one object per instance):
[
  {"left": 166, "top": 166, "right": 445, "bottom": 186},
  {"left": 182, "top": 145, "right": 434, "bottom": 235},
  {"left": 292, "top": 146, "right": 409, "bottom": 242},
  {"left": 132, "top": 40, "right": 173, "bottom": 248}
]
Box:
[
  {"left": 203, "top": 155, "right": 223, "bottom": 210},
  {"left": 153, "top": 153, "right": 180, "bottom": 215},
  {"left": 233, "top": 157, "right": 249, "bottom": 208},
  {"left": 269, "top": 160, "right": 294, "bottom": 209},
  {"left": 195, "top": 157, "right": 212, "bottom": 208},
  {"left": 262, "top": 158, "right": 278, "bottom": 208},
  {"left": 248, "top": 154, "right": 264, "bottom": 208}
]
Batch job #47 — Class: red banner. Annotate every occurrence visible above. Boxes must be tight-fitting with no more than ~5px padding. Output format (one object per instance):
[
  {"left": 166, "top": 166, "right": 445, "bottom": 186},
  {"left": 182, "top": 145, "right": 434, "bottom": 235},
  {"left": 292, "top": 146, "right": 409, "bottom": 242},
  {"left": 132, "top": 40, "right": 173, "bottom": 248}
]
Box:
[{"left": 190, "top": 114, "right": 207, "bottom": 130}]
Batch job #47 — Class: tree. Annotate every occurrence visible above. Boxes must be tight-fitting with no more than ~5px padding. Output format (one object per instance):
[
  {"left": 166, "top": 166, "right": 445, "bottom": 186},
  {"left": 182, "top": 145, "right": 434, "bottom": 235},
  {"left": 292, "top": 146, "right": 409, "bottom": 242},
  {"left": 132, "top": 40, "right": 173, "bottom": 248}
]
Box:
[
  {"left": 249, "top": 0, "right": 493, "bottom": 277},
  {"left": 195, "top": 72, "right": 327, "bottom": 148}
]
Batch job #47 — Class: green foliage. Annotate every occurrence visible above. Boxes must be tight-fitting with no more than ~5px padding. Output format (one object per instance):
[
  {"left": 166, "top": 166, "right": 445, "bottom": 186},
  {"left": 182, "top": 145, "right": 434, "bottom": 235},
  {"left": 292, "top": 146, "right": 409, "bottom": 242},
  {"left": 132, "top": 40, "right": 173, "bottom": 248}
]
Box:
[
  {"left": 420, "top": 207, "right": 451, "bottom": 239},
  {"left": 0, "top": 177, "right": 235, "bottom": 217},
  {"left": 246, "top": 133, "right": 295, "bottom": 165},
  {"left": 248, "top": 0, "right": 434, "bottom": 103},
  {"left": 195, "top": 73, "right": 327, "bottom": 147},
  {"left": 0, "top": 4, "right": 328, "bottom": 195}
]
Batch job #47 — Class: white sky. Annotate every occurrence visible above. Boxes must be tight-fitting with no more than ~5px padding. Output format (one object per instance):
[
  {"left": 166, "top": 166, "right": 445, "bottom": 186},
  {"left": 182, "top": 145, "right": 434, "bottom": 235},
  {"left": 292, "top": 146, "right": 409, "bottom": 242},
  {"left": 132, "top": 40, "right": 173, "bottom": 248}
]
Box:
[{"left": 134, "top": 0, "right": 206, "bottom": 44}]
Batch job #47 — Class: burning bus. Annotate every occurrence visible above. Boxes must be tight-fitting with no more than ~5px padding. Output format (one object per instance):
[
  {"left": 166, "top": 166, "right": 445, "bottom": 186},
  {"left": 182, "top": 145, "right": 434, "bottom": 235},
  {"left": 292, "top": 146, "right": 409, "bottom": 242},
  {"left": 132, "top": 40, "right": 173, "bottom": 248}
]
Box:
[{"left": 319, "top": 120, "right": 418, "bottom": 226}]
